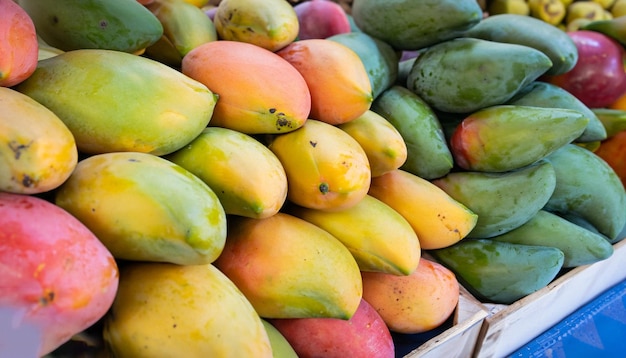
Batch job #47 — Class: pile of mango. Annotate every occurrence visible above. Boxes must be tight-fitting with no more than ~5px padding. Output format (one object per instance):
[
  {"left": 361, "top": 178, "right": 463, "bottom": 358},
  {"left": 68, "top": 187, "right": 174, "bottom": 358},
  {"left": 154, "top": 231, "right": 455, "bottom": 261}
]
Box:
[{"left": 2, "top": 0, "right": 626, "bottom": 357}]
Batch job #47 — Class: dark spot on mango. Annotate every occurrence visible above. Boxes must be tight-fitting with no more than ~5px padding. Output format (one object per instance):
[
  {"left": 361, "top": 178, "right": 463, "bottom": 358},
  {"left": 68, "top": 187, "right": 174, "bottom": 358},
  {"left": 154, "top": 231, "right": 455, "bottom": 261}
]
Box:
[
  {"left": 22, "top": 175, "right": 34, "bottom": 188},
  {"left": 8, "top": 140, "right": 32, "bottom": 160},
  {"left": 128, "top": 158, "right": 140, "bottom": 162},
  {"left": 39, "top": 290, "right": 55, "bottom": 306},
  {"left": 99, "top": 19, "right": 108, "bottom": 29},
  {"left": 51, "top": 15, "right": 59, "bottom": 25},
  {"left": 173, "top": 324, "right": 177, "bottom": 328},
  {"left": 269, "top": 108, "right": 276, "bottom": 114},
  {"left": 310, "top": 141, "right": 317, "bottom": 148},
  {"left": 319, "top": 183, "right": 329, "bottom": 194}
]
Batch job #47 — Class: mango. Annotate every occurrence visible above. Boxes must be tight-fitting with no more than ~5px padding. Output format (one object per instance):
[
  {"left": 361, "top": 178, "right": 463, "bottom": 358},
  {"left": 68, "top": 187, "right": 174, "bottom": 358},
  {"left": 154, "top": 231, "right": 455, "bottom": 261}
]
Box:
[
  {"left": 0, "top": 0, "right": 38, "bottom": 87},
  {"left": 368, "top": 169, "right": 478, "bottom": 250},
  {"left": 328, "top": 31, "right": 399, "bottom": 100},
  {"left": 165, "top": 127, "right": 288, "bottom": 219},
  {"left": 431, "top": 239, "right": 565, "bottom": 304},
  {"left": 276, "top": 39, "right": 373, "bottom": 125},
  {"left": 261, "top": 319, "right": 299, "bottom": 358},
  {"left": 267, "top": 119, "right": 371, "bottom": 212},
  {"left": 406, "top": 38, "right": 553, "bottom": 113},
  {"left": 432, "top": 160, "right": 558, "bottom": 239},
  {"left": 294, "top": 0, "right": 352, "bottom": 40},
  {"left": 182, "top": 40, "right": 311, "bottom": 134},
  {"left": 287, "top": 194, "right": 421, "bottom": 276},
  {"left": 18, "top": 0, "right": 163, "bottom": 53},
  {"left": 15, "top": 49, "right": 216, "bottom": 156},
  {"left": 0, "top": 87, "right": 77, "bottom": 194},
  {"left": 337, "top": 109, "right": 408, "bottom": 178},
  {"left": 351, "top": 0, "right": 483, "bottom": 50},
  {"left": 449, "top": 105, "right": 589, "bottom": 172},
  {"left": 103, "top": 262, "right": 272, "bottom": 357},
  {"left": 213, "top": 0, "right": 299, "bottom": 52},
  {"left": 372, "top": 85, "right": 454, "bottom": 180},
  {"left": 54, "top": 152, "right": 227, "bottom": 266},
  {"left": 213, "top": 213, "right": 363, "bottom": 319}
]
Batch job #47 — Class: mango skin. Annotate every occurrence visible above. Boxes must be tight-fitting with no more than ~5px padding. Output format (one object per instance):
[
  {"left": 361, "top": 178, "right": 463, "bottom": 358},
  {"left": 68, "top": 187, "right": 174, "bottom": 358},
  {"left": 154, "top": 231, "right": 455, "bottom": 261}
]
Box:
[
  {"left": 407, "top": 38, "right": 553, "bottom": 113},
  {"left": 368, "top": 169, "right": 478, "bottom": 250},
  {"left": 18, "top": 0, "right": 163, "bottom": 53},
  {"left": 213, "top": 213, "right": 363, "bottom": 320},
  {"left": 351, "top": 0, "right": 483, "bottom": 50},
  {"left": 54, "top": 152, "right": 227, "bottom": 266},
  {"left": 0, "top": 87, "right": 77, "bottom": 194},
  {"left": 165, "top": 127, "right": 288, "bottom": 219},
  {"left": 15, "top": 49, "right": 216, "bottom": 156},
  {"left": 103, "top": 262, "right": 272, "bottom": 358},
  {"left": 287, "top": 195, "right": 421, "bottom": 276}
]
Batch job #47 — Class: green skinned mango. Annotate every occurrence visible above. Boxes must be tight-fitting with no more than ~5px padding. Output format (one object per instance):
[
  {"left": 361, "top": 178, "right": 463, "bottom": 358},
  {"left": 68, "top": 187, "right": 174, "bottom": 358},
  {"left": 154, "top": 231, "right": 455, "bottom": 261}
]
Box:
[
  {"left": 591, "top": 108, "right": 626, "bottom": 138},
  {"left": 449, "top": 105, "right": 588, "bottom": 172},
  {"left": 328, "top": 32, "right": 399, "bottom": 100},
  {"left": 460, "top": 14, "right": 578, "bottom": 76},
  {"left": 432, "top": 160, "right": 557, "bottom": 239},
  {"left": 351, "top": 0, "right": 483, "bottom": 50},
  {"left": 492, "top": 210, "right": 614, "bottom": 268},
  {"left": 430, "top": 239, "right": 565, "bottom": 304},
  {"left": 507, "top": 81, "right": 607, "bottom": 143},
  {"left": 407, "top": 38, "right": 553, "bottom": 113},
  {"left": 15, "top": 49, "right": 217, "bottom": 156},
  {"left": 372, "top": 85, "right": 453, "bottom": 180},
  {"left": 544, "top": 144, "right": 626, "bottom": 241},
  {"left": 18, "top": 0, "right": 163, "bottom": 53}
]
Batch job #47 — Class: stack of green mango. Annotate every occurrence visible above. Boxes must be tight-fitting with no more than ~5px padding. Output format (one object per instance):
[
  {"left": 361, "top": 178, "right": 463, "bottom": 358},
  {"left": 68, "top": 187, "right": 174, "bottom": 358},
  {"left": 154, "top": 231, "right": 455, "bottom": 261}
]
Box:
[{"left": 351, "top": 0, "right": 626, "bottom": 305}]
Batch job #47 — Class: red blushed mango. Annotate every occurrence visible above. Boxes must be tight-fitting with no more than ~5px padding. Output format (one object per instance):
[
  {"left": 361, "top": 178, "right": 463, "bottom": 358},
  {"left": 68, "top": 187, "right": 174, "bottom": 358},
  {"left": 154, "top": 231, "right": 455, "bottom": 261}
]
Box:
[
  {"left": 0, "top": 0, "right": 38, "bottom": 87},
  {"left": 0, "top": 192, "right": 119, "bottom": 356},
  {"left": 182, "top": 40, "right": 311, "bottom": 134},
  {"left": 276, "top": 38, "right": 373, "bottom": 125},
  {"left": 594, "top": 130, "right": 626, "bottom": 188},
  {"left": 361, "top": 257, "right": 459, "bottom": 334}
]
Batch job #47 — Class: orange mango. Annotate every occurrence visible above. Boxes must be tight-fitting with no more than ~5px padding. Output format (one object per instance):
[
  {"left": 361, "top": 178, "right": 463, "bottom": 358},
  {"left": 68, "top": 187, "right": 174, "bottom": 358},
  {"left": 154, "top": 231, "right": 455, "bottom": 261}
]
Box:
[
  {"left": 182, "top": 40, "right": 311, "bottom": 134},
  {"left": 0, "top": 0, "right": 38, "bottom": 87},
  {"left": 368, "top": 169, "right": 478, "bottom": 250},
  {"left": 276, "top": 38, "right": 373, "bottom": 125},
  {"left": 268, "top": 119, "right": 371, "bottom": 212},
  {"left": 594, "top": 130, "right": 626, "bottom": 188}
]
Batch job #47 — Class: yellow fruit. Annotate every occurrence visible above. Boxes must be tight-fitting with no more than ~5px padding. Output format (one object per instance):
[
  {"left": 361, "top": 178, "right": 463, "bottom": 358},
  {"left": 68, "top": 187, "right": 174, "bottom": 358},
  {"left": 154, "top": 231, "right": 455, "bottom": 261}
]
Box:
[
  {"left": 268, "top": 119, "right": 372, "bottom": 212},
  {"left": 612, "top": 0, "right": 626, "bottom": 17},
  {"left": 528, "top": 0, "right": 566, "bottom": 25},
  {"left": 488, "top": 0, "right": 530, "bottom": 16},
  {"left": 103, "top": 262, "right": 273, "bottom": 357},
  {"left": 566, "top": 1, "right": 606, "bottom": 24}
]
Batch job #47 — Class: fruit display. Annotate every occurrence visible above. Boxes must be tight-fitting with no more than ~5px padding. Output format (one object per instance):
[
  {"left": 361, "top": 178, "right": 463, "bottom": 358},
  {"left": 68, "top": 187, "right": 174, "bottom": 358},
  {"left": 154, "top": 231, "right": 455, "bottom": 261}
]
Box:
[{"left": 2, "top": 0, "right": 626, "bottom": 357}]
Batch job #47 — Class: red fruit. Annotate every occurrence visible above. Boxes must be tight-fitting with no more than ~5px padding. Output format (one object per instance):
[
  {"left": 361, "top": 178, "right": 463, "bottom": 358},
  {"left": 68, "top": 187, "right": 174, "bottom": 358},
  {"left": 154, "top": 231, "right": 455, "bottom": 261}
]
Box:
[
  {"left": 0, "top": 0, "right": 39, "bottom": 87},
  {"left": 0, "top": 193, "right": 119, "bottom": 356},
  {"left": 269, "top": 298, "right": 395, "bottom": 358},
  {"left": 294, "top": 0, "right": 352, "bottom": 40},
  {"left": 542, "top": 30, "right": 626, "bottom": 108}
]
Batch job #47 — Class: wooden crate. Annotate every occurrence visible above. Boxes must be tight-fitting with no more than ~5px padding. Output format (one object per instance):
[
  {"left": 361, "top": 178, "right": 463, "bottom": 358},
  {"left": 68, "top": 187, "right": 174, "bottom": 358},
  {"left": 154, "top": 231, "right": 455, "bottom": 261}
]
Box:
[
  {"left": 472, "top": 239, "right": 626, "bottom": 358},
  {"left": 401, "top": 285, "right": 489, "bottom": 358}
]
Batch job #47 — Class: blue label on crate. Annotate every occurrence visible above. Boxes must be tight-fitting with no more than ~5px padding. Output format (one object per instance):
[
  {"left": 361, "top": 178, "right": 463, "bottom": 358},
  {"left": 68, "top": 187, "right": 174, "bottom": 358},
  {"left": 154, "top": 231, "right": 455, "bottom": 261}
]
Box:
[{"left": 510, "top": 279, "right": 626, "bottom": 357}]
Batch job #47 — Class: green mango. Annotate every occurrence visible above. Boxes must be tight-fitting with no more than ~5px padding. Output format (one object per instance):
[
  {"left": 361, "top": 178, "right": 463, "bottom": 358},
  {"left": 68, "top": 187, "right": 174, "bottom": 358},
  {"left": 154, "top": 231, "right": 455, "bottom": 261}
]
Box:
[
  {"left": 261, "top": 320, "right": 299, "bottom": 358},
  {"left": 460, "top": 14, "right": 578, "bottom": 75},
  {"left": 328, "top": 32, "right": 399, "bottom": 100},
  {"left": 492, "top": 210, "right": 614, "bottom": 268},
  {"left": 18, "top": 0, "right": 163, "bottom": 53},
  {"left": 432, "top": 160, "right": 557, "bottom": 239},
  {"left": 449, "top": 105, "right": 588, "bottom": 172},
  {"left": 591, "top": 108, "right": 626, "bottom": 138},
  {"left": 507, "top": 81, "right": 607, "bottom": 143},
  {"left": 406, "top": 38, "right": 553, "bottom": 113},
  {"left": 54, "top": 152, "right": 227, "bottom": 266},
  {"left": 544, "top": 144, "right": 626, "bottom": 241},
  {"left": 15, "top": 49, "right": 217, "bottom": 156},
  {"left": 372, "top": 85, "right": 453, "bottom": 180},
  {"left": 351, "top": 0, "right": 483, "bottom": 50},
  {"left": 430, "top": 239, "right": 565, "bottom": 304}
]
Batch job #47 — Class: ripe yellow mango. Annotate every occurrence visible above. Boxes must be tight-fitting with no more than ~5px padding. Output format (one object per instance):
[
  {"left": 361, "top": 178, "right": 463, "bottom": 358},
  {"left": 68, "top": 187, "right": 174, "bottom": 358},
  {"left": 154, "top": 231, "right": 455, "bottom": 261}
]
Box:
[
  {"left": 276, "top": 39, "right": 373, "bottom": 125},
  {"left": 214, "top": 213, "right": 363, "bottom": 320},
  {"left": 15, "top": 49, "right": 217, "bottom": 156},
  {"left": 166, "top": 127, "right": 288, "bottom": 219},
  {"left": 337, "top": 109, "right": 408, "bottom": 177},
  {"left": 182, "top": 40, "right": 311, "bottom": 134},
  {"left": 368, "top": 169, "right": 478, "bottom": 250},
  {"left": 103, "top": 262, "right": 272, "bottom": 357},
  {"left": 268, "top": 119, "right": 371, "bottom": 211},
  {"left": 0, "top": 87, "right": 77, "bottom": 194},
  {"left": 55, "top": 152, "right": 227, "bottom": 265},
  {"left": 287, "top": 194, "right": 421, "bottom": 276}
]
